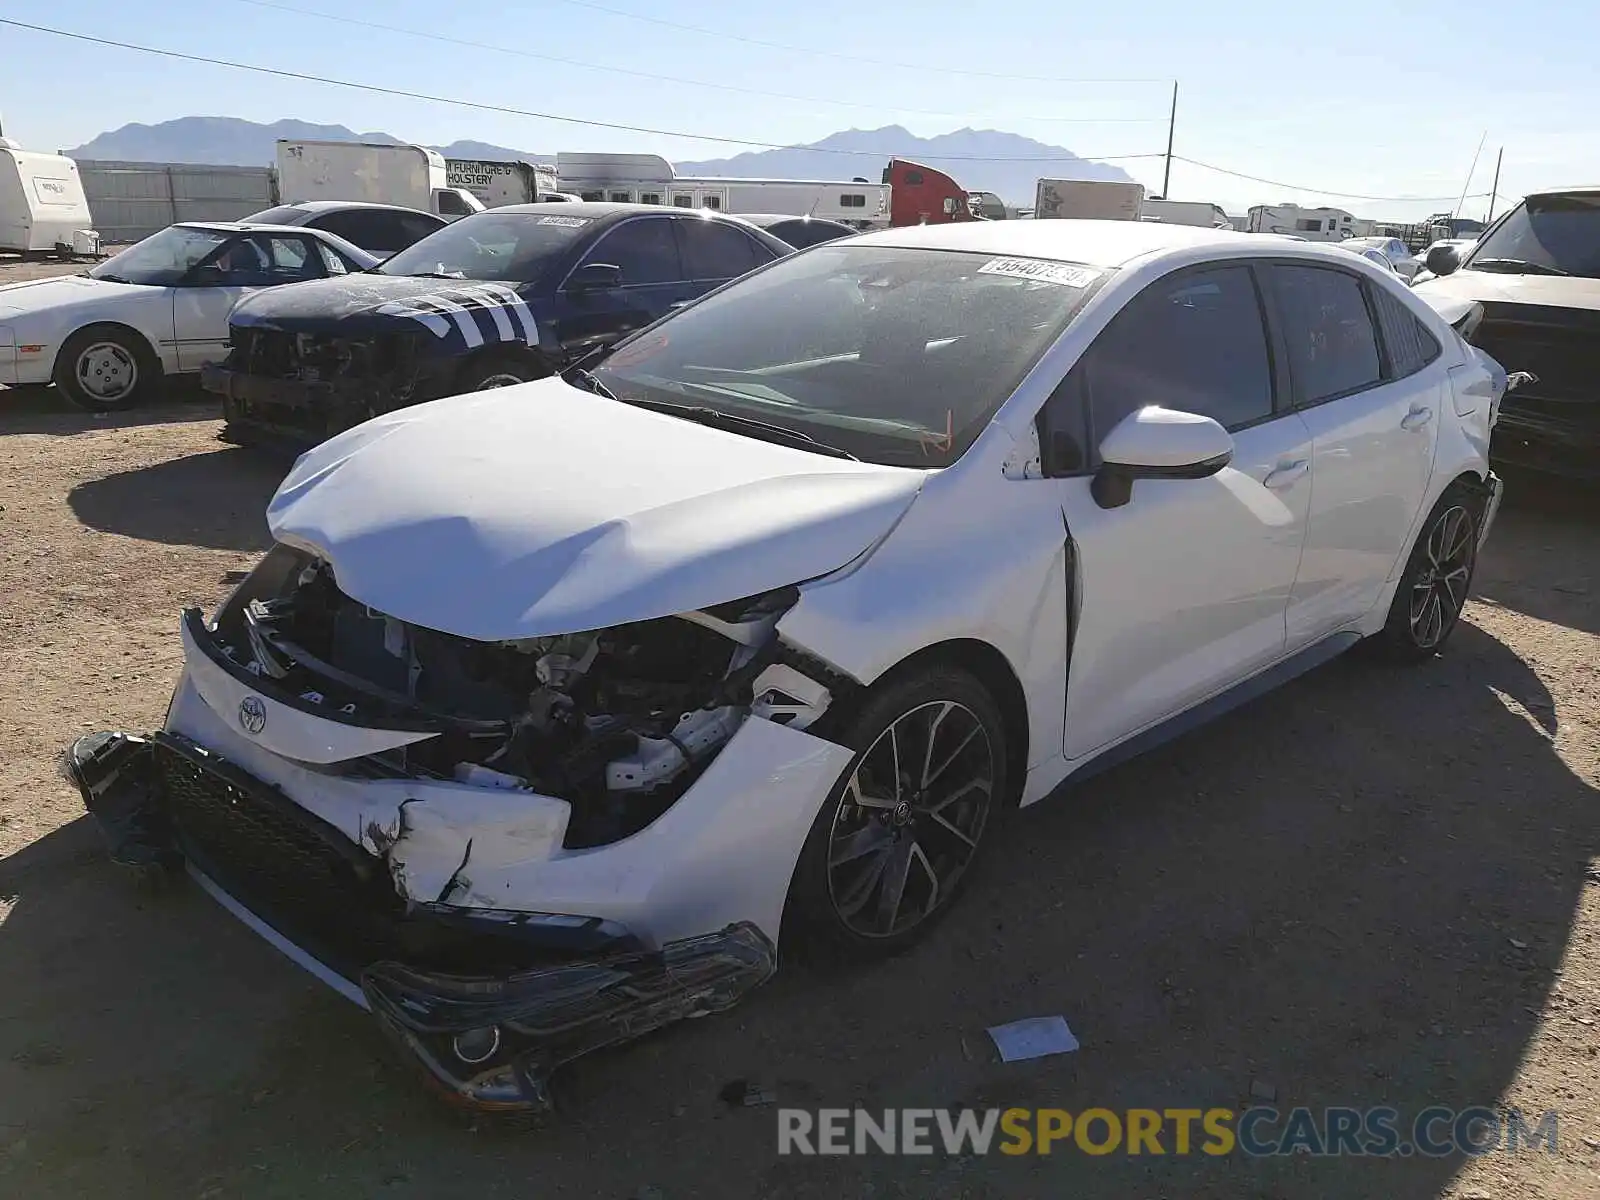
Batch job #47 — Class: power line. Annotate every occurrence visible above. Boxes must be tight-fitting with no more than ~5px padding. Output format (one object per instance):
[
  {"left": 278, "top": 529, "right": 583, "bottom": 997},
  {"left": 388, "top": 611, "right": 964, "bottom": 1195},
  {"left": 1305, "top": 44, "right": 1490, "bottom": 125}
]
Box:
[
  {"left": 1175, "top": 155, "right": 1493, "bottom": 204},
  {"left": 231, "top": 0, "right": 1168, "bottom": 126},
  {"left": 537, "top": 0, "right": 1169, "bottom": 84},
  {"left": 0, "top": 18, "right": 1167, "bottom": 163}
]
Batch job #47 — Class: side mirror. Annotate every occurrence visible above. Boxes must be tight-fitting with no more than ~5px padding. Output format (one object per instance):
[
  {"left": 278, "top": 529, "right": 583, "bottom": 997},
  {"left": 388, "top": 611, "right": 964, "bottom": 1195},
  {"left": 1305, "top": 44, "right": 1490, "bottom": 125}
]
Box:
[
  {"left": 568, "top": 262, "right": 622, "bottom": 292},
  {"left": 1424, "top": 245, "right": 1461, "bottom": 277},
  {"left": 941, "top": 197, "right": 959, "bottom": 215},
  {"left": 188, "top": 263, "right": 226, "bottom": 286},
  {"left": 1091, "top": 406, "right": 1234, "bottom": 509}
]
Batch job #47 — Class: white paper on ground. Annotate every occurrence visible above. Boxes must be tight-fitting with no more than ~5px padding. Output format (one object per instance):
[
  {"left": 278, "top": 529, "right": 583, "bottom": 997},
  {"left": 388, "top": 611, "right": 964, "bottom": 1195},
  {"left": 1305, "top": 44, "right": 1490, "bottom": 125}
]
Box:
[{"left": 986, "top": 1015, "right": 1081, "bottom": 1062}]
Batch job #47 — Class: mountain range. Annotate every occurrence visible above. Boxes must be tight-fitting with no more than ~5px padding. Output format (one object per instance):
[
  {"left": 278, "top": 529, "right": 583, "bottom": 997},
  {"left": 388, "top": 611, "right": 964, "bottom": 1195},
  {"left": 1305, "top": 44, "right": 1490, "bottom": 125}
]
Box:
[{"left": 66, "top": 117, "right": 1136, "bottom": 205}]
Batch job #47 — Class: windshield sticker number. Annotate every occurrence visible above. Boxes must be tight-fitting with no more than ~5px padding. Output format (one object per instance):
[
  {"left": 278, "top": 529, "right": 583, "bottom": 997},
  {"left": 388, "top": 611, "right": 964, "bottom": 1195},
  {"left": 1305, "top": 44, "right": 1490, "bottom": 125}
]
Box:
[
  {"left": 537, "top": 215, "right": 591, "bottom": 227},
  {"left": 977, "top": 258, "right": 1101, "bottom": 288}
]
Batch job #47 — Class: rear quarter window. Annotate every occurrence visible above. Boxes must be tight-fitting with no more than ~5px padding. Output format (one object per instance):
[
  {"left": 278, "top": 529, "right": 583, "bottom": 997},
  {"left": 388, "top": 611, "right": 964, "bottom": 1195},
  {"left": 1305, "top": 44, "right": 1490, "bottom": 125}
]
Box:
[{"left": 1368, "top": 285, "right": 1442, "bottom": 380}]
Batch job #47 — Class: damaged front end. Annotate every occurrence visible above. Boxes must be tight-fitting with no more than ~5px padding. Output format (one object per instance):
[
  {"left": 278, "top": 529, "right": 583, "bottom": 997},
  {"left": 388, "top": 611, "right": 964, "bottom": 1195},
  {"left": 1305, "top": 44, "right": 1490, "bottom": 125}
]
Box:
[
  {"left": 66, "top": 544, "right": 856, "bottom": 1112},
  {"left": 205, "top": 326, "right": 443, "bottom": 448}
]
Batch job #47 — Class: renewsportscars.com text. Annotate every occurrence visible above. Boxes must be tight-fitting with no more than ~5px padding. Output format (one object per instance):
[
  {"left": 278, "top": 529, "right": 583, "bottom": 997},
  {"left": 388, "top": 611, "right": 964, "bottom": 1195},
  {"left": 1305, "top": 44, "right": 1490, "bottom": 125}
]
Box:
[{"left": 778, "top": 1106, "right": 1560, "bottom": 1157}]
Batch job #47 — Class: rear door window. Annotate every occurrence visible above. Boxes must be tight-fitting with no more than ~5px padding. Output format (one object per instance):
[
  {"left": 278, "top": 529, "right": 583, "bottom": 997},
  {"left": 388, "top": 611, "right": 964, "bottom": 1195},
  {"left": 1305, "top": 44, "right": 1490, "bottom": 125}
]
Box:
[
  {"left": 677, "top": 220, "right": 772, "bottom": 283},
  {"left": 1269, "top": 265, "right": 1383, "bottom": 404}
]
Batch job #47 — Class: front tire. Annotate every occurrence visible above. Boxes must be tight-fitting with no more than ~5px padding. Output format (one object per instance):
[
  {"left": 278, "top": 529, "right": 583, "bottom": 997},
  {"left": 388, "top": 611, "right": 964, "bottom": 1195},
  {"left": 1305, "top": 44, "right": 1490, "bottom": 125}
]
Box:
[
  {"left": 54, "top": 326, "right": 160, "bottom": 412},
  {"left": 785, "top": 664, "right": 1008, "bottom": 961},
  {"left": 1375, "top": 481, "right": 1481, "bottom": 662},
  {"left": 456, "top": 353, "right": 544, "bottom": 393}
]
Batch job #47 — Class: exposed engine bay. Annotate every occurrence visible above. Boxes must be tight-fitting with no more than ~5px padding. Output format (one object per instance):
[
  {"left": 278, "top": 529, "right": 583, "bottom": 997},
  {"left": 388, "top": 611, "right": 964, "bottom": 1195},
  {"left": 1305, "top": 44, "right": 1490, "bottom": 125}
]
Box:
[{"left": 210, "top": 546, "right": 843, "bottom": 847}]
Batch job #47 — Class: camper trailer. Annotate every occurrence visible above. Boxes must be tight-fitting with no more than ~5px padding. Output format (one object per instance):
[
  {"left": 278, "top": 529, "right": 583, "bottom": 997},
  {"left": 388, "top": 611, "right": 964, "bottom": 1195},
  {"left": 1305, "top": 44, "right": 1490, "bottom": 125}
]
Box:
[
  {"left": 0, "top": 139, "right": 98, "bottom": 256},
  {"left": 1140, "top": 198, "right": 1232, "bottom": 229},
  {"left": 1247, "top": 204, "right": 1356, "bottom": 241},
  {"left": 555, "top": 153, "right": 889, "bottom": 228}
]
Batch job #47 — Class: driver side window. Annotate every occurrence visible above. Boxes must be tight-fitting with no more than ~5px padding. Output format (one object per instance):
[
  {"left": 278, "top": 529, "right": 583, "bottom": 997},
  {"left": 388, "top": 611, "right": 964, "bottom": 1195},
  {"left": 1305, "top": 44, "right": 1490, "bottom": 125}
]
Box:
[
  {"left": 575, "top": 218, "right": 682, "bottom": 287},
  {"left": 1081, "top": 265, "right": 1275, "bottom": 444}
]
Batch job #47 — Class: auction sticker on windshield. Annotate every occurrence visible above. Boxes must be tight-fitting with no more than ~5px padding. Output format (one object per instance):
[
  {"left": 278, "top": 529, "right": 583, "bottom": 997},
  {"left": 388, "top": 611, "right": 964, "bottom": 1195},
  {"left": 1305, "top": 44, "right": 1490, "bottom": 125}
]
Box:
[
  {"left": 537, "top": 215, "right": 591, "bottom": 228},
  {"left": 977, "top": 258, "right": 1101, "bottom": 288}
]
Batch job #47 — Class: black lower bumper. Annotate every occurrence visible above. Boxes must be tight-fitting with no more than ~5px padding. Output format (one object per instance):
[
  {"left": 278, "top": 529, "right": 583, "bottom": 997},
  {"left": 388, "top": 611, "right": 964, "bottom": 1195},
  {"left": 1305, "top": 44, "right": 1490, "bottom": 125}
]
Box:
[
  {"left": 62, "top": 730, "right": 777, "bottom": 1113},
  {"left": 1492, "top": 409, "right": 1600, "bottom": 481}
]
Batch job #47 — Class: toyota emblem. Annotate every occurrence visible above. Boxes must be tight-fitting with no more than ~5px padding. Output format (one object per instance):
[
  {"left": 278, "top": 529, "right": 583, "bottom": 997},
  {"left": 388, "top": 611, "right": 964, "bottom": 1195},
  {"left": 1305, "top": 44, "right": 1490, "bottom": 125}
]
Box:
[{"left": 238, "top": 696, "right": 267, "bottom": 735}]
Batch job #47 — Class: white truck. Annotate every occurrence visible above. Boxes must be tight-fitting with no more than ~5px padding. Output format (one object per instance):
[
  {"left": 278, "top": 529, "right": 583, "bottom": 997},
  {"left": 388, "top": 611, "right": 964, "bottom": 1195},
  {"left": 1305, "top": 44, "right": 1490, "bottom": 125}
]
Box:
[
  {"left": 1246, "top": 204, "right": 1356, "bottom": 242},
  {"left": 1033, "top": 178, "right": 1146, "bottom": 222},
  {"left": 0, "top": 138, "right": 99, "bottom": 256},
  {"left": 1139, "top": 198, "right": 1233, "bottom": 229},
  {"left": 554, "top": 152, "right": 890, "bottom": 228},
  {"left": 444, "top": 157, "right": 569, "bottom": 207},
  {"left": 276, "top": 140, "right": 485, "bottom": 220}
]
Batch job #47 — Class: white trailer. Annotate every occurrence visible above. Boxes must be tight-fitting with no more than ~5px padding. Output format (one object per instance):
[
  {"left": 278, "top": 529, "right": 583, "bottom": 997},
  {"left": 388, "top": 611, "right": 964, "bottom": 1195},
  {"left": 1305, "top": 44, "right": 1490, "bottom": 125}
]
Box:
[
  {"left": 554, "top": 152, "right": 890, "bottom": 228},
  {"left": 1246, "top": 204, "right": 1356, "bottom": 241},
  {"left": 276, "top": 140, "right": 485, "bottom": 220},
  {"left": 1033, "top": 178, "right": 1145, "bottom": 221},
  {"left": 0, "top": 138, "right": 99, "bottom": 255},
  {"left": 444, "top": 158, "right": 561, "bottom": 207},
  {"left": 1140, "top": 198, "right": 1232, "bottom": 229}
]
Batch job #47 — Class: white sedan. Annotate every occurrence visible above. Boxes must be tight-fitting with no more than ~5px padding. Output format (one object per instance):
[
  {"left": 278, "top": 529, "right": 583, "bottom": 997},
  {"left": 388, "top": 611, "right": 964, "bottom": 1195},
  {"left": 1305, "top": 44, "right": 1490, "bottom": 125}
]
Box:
[
  {"left": 67, "top": 220, "right": 1514, "bottom": 1111},
  {"left": 0, "top": 222, "right": 379, "bottom": 411},
  {"left": 1345, "top": 235, "right": 1423, "bottom": 281}
]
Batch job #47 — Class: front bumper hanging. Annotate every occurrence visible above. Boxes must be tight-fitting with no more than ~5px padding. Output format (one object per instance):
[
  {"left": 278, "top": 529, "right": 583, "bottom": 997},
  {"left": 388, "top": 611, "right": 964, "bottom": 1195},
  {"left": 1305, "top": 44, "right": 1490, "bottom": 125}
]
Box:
[{"left": 62, "top": 729, "right": 778, "bottom": 1114}]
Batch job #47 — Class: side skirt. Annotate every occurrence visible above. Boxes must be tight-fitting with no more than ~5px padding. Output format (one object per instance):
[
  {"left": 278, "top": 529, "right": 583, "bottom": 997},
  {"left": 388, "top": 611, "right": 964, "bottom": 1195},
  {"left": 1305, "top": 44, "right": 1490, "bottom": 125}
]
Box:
[{"left": 1061, "top": 631, "right": 1364, "bottom": 788}]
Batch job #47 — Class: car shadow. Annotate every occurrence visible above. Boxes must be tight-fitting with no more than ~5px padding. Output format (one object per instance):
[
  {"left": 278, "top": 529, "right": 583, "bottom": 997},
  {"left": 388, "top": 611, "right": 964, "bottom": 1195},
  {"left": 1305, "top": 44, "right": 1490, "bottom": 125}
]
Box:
[
  {"left": 0, "top": 379, "right": 221, "bottom": 435},
  {"left": 66, "top": 446, "right": 283, "bottom": 552},
  {"left": 0, "top": 614, "right": 1592, "bottom": 1198},
  {"left": 1475, "top": 471, "right": 1599, "bottom": 637}
]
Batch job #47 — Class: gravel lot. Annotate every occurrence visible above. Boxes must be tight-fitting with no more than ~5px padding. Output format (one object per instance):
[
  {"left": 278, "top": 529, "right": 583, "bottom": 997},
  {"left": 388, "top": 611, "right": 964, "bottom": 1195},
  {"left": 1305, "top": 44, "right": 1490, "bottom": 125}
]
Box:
[{"left": 1, "top": 259, "right": 1597, "bottom": 1199}]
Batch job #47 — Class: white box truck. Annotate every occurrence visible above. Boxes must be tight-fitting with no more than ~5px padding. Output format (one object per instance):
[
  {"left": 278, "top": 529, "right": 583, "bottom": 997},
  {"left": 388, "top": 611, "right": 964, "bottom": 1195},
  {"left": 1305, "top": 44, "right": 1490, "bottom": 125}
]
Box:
[
  {"left": 276, "top": 140, "right": 486, "bottom": 219},
  {"left": 1033, "top": 178, "right": 1145, "bottom": 221},
  {"left": 1139, "top": 198, "right": 1233, "bottom": 229},
  {"left": 0, "top": 138, "right": 99, "bottom": 256},
  {"left": 444, "top": 158, "right": 567, "bottom": 207}
]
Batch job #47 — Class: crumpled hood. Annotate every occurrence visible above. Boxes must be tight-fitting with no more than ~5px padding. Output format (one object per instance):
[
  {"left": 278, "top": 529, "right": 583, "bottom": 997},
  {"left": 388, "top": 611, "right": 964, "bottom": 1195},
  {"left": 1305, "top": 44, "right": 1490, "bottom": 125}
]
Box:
[
  {"left": 266, "top": 378, "right": 928, "bottom": 640},
  {"left": 0, "top": 274, "right": 146, "bottom": 319},
  {"left": 1413, "top": 269, "right": 1600, "bottom": 313},
  {"left": 228, "top": 273, "right": 527, "bottom": 334}
]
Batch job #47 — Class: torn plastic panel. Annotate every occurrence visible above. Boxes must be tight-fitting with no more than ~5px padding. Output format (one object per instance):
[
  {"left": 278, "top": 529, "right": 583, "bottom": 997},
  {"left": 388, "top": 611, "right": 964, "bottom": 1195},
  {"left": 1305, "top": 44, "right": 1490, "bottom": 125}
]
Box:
[
  {"left": 203, "top": 545, "right": 859, "bottom": 852},
  {"left": 362, "top": 922, "right": 775, "bottom": 1112}
]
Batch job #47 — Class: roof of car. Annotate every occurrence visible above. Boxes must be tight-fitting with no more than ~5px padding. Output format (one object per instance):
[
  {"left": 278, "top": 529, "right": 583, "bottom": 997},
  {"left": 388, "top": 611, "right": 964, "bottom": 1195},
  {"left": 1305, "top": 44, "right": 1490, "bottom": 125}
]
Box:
[
  {"left": 267, "top": 200, "right": 441, "bottom": 216},
  {"left": 732, "top": 213, "right": 856, "bottom": 228},
  {"left": 851, "top": 219, "right": 1302, "bottom": 268},
  {"left": 483, "top": 201, "right": 749, "bottom": 220},
  {"left": 176, "top": 221, "right": 334, "bottom": 234}
]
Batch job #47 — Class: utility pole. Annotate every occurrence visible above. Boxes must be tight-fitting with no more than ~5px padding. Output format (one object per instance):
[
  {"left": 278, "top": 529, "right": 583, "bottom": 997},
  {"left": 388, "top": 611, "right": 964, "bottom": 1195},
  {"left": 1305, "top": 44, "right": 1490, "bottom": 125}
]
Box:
[
  {"left": 1160, "top": 81, "right": 1178, "bottom": 198},
  {"left": 1486, "top": 146, "right": 1504, "bottom": 223}
]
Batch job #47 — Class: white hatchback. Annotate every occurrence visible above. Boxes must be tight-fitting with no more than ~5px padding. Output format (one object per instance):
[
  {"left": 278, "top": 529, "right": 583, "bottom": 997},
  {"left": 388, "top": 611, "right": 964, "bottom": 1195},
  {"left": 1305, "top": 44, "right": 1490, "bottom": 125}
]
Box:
[{"left": 68, "top": 219, "right": 1516, "bottom": 1112}]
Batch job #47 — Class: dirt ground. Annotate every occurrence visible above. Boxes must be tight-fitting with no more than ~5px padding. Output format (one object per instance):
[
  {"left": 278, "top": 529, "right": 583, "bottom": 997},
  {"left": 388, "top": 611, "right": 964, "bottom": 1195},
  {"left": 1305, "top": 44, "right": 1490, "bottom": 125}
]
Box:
[{"left": 1, "top": 259, "right": 1597, "bottom": 1199}]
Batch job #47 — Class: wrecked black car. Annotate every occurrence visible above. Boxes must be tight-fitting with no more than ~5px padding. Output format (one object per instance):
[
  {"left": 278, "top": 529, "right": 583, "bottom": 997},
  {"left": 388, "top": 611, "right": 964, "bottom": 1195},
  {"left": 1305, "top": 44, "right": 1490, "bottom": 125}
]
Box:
[
  {"left": 201, "top": 202, "right": 792, "bottom": 449},
  {"left": 1413, "top": 187, "right": 1600, "bottom": 480}
]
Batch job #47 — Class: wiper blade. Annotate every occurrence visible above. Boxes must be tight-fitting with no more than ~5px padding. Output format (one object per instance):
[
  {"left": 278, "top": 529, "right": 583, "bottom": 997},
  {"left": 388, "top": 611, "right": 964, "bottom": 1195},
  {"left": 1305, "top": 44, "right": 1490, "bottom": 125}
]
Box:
[
  {"left": 564, "top": 367, "right": 617, "bottom": 400},
  {"left": 93, "top": 272, "right": 132, "bottom": 284},
  {"left": 622, "top": 397, "right": 860, "bottom": 460},
  {"left": 1469, "top": 258, "right": 1573, "bottom": 277}
]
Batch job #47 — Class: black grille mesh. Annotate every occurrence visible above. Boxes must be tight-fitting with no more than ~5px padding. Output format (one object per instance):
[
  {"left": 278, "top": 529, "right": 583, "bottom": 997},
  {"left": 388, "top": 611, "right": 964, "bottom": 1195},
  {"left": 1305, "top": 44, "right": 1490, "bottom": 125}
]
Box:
[{"left": 155, "top": 744, "right": 404, "bottom": 967}]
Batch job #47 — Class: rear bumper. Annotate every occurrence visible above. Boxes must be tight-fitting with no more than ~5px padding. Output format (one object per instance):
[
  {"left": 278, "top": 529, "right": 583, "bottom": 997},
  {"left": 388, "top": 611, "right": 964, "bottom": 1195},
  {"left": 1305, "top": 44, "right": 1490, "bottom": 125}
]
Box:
[{"left": 62, "top": 728, "right": 778, "bottom": 1112}]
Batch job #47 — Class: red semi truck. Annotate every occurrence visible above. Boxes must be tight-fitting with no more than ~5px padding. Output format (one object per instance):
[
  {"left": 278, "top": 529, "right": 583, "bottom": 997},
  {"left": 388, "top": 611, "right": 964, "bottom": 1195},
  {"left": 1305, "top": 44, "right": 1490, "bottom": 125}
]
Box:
[{"left": 883, "top": 158, "right": 982, "bottom": 226}]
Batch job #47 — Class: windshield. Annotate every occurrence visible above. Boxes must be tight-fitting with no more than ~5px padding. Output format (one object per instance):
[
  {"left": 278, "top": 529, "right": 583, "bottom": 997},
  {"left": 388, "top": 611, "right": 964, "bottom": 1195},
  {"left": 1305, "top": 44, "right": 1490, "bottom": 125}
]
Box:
[
  {"left": 88, "top": 225, "right": 231, "bottom": 286},
  {"left": 376, "top": 211, "right": 594, "bottom": 281},
  {"left": 1462, "top": 193, "right": 1600, "bottom": 278},
  {"left": 590, "top": 245, "right": 1104, "bottom": 467}
]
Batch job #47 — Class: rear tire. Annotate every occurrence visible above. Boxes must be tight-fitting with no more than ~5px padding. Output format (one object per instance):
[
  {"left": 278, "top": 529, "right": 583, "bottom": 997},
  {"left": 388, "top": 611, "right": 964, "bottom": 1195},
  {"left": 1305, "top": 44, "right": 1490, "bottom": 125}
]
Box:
[
  {"left": 54, "top": 326, "right": 161, "bottom": 412},
  {"left": 784, "top": 664, "right": 1009, "bottom": 962},
  {"left": 1373, "top": 480, "right": 1480, "bottom": 662}
]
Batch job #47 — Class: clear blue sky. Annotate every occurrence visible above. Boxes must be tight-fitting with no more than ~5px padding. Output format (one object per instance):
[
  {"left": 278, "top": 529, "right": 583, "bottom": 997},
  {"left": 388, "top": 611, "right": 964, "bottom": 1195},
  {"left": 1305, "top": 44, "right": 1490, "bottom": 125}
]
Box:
[{"left": 1, "top": 0, "right": 1593, "bottom": 220}]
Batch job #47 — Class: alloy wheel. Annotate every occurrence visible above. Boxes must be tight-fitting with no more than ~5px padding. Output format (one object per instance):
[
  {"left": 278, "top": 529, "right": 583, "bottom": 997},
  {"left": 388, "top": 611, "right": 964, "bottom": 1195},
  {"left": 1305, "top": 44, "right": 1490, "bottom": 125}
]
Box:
[
  {"left": 76, "top": 342, "right": 138, "bottom": 402},
  {"left": 826, "top": 700, "right": 995, "bottom": 939},
  {"left": 1409, "top": 504, "right": 1475, "bottom": 650}
]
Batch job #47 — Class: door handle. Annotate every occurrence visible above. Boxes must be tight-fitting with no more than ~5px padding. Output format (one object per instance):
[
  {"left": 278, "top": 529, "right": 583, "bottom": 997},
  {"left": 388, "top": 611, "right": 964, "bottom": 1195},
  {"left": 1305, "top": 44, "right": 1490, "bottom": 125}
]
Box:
[
  {"left": 1401, "top": 405, "right": 1433, "bottom": 431},
  {"left": 667, "top": 299, "right": 690, "bottom": 310},
  {"left": 1263, "top": 459, "right": 1309, "bottom": 489}
]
